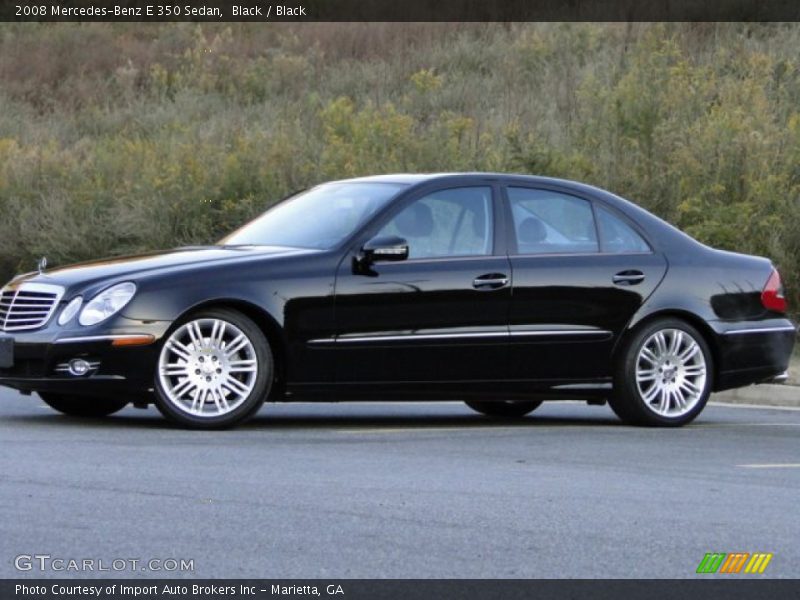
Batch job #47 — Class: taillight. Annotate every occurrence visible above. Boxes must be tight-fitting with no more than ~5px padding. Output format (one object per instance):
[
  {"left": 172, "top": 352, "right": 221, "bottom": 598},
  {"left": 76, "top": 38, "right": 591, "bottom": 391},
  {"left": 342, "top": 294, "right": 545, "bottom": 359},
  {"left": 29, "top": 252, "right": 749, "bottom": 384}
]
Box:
[{"left": 761, "top": 269, "right": 787, "bottom": 313}]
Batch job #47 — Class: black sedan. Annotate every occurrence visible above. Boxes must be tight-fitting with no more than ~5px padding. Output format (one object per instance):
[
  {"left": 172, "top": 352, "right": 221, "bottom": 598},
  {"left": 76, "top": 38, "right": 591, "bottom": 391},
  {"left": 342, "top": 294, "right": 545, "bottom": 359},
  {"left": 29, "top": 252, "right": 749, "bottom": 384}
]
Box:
[{"left": 0, "top": 173, "right": 795, "bottom": 428}]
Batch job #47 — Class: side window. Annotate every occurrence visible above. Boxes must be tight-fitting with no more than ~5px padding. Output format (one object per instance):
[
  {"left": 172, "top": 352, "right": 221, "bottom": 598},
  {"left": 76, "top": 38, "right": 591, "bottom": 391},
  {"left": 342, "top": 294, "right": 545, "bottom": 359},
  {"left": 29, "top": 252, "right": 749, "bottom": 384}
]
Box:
[
  {"left": 507, "top": 187, "right": 599, "bottom": 255},
  {"left": 377, "top": 187, "right": 493, "bottom": 259},
  {"left": 596, "top": 205, "right": 650, "bottom": 253}
]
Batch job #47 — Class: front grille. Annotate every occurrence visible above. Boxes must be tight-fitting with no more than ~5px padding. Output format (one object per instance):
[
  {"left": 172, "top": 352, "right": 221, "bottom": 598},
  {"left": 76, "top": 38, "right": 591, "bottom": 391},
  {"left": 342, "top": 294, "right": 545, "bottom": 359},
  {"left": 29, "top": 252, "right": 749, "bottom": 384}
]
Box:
[{"left": 0, "top": 283, "right": 64, "bottom": 332}]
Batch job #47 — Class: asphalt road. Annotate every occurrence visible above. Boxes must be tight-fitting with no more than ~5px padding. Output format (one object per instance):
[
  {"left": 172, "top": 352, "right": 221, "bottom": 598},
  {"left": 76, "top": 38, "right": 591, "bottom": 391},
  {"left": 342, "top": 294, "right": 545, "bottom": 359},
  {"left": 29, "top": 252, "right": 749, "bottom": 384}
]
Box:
[{"left": 1, "top": 388, "right": 798, "bottom": 579}]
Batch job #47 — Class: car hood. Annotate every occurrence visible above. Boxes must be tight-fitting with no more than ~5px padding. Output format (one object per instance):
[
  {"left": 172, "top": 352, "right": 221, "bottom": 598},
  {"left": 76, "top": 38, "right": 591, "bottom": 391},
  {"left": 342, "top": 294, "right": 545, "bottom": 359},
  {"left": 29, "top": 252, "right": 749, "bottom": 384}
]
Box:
[{"left": 6, "top": 245, "right": 316, "bottom": 291}]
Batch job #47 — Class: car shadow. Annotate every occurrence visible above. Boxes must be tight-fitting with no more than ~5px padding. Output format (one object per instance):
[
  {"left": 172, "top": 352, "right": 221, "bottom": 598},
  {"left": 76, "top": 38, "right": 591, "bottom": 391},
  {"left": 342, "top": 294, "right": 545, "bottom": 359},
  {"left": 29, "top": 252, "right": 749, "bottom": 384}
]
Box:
[
  {"left": 2, "top": 411, "right": 175, "bottom": 430},
  {"left": 243, "top": 411, "right": 621, "bottom": 430},
  {"left": 3, "top": 403, "right": 622, "bottom": 431}
]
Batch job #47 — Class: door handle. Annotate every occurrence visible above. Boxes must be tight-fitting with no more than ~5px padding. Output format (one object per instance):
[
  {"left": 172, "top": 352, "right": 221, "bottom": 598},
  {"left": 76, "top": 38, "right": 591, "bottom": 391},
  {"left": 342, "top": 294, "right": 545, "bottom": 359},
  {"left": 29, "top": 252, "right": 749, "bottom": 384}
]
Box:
[
  {"left": 612, "top": 270, "right": 645, "bottom": 286},
  {"left": 473, "top": 273, "right": 509, "bottom": 290}
]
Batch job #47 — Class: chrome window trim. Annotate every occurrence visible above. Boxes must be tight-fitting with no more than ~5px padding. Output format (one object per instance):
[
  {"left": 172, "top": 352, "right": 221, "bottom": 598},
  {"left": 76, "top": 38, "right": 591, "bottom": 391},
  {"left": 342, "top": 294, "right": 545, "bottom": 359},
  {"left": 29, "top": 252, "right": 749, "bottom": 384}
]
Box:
[{"left": 508, "top": 250, "right": 654, "bottom": 259}]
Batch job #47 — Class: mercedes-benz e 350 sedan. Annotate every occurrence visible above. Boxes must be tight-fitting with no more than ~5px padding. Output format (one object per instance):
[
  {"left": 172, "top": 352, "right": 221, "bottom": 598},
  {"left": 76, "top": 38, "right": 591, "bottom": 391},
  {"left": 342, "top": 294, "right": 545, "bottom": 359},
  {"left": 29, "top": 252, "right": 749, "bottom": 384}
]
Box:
[{"left": 0, "top": 174, "right": 795, "bottom": 428}]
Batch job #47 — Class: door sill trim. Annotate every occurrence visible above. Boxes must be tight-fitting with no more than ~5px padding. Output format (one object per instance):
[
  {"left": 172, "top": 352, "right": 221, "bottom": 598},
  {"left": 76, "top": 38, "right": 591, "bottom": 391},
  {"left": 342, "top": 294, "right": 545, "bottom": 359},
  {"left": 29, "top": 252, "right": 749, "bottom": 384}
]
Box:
[{"left": 308, "top": 329, "right": 612, "bottom": 345}]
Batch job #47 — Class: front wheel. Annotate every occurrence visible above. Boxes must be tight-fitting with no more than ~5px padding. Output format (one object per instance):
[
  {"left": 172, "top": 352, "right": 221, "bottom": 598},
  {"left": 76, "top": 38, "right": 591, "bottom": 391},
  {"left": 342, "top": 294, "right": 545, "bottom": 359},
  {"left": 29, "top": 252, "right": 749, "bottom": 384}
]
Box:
[
  {"left": 154, "top": 308, "right": 273, "bottom": 429},
  {"left": 39, "top": 393, "right": 129, "bottom": 417},
  {"left": 465, "top": 400, "right": 543, "bottom": 418},
  {"left": 610, "top": 318, "right": 713, "bottom": 427}
]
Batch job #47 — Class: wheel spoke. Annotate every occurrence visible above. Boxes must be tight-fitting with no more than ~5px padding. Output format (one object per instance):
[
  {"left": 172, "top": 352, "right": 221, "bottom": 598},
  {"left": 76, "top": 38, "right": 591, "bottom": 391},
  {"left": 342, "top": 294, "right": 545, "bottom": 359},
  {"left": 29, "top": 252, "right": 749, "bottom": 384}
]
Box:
[
  {"left": 229, "top": 359, "right": 257, "bottom": 373},
  {"left": 640, "top": 347, "right": 659, "bottom": 364},
  {"left": 194, "top": 321, "right": 206, "bottom": 348},
  {"left": 679, "top": 342, "right": 699, "bottom": 362},
  {"left": 672, "top": 388, "right": 687, "bottom": 409},
  {"left": 680, "top": 379, "right": 701, "bottom": 396},
  {"left": 636, "top": 368, "right": 658, "bottom": 382},
  {"left": 216, "top": 387, "right": 230, "bottom": 412},
  {"left": 214, "top": 321, "right": 226, "bottom": 348},
  {"left": 654, "top": 332, "right": 668, "bottom": 355},
  {"left": 167, "top": 340, "right": 192, "bottom": 361},
  {"left": 163, "top": 362, "right": 189, "bottom": 376},
  {"left": 683, "top": 365, "right": 705, "bottom": 378},
  {"left": 224, "top": 334, "right": 248, "bottom": 358},
  {"left": 189, "top": 387, "right": 202, "bottom": 411},
  {"left": 223, "top": 375, "right": 250, "bottom": 397},
  {"left": 209, "top": 320, "right": 219, "bottom": 345},
  {"left": 185, "top": 322, "right": 201, "bottom": 349},
  {"left": 669, "top": 330, "right": 683, "bottom": 355},
  {"left": 642, "top": 383, "right": 660, "bottom": 405},
  {"left": 209, "top": 387, "right": 226, "bottom": 414},
  {"left": 172, "top": 378, "right": 196, "bottom": 399},
  {"left": 657, "top": 387, "right": 669, "bottom": 412}
]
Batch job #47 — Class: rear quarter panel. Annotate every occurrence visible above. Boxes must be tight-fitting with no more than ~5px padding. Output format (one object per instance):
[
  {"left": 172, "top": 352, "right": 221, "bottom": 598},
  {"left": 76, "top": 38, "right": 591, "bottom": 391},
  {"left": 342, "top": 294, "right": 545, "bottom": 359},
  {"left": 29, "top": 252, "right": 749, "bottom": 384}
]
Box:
[{"left": 625, "top": 245, "right": 794, "bottom": 389}]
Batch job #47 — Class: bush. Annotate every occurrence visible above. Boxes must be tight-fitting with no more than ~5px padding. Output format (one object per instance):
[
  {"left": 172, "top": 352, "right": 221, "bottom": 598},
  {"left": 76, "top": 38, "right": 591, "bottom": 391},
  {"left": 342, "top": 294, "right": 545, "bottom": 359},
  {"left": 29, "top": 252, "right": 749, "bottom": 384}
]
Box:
[{"left": 0, "top": 22, "right": 798, "bottom": 316}]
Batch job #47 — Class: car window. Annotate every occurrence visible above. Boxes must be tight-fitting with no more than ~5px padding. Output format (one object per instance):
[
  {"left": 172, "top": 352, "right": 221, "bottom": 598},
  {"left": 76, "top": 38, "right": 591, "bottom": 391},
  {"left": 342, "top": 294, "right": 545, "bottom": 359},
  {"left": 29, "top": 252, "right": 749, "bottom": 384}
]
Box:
[
  {"left": 596, "top": 204, "right": 651, "bottom": 253},
  {"left": 377, "top": 187, "right": 493, "bottom": 259},
  {"left": 507, "top": 187, "right": 599, "bottom": 255},
  {"left": 220, "top": 182, "right": 405, "bottom": 250}
]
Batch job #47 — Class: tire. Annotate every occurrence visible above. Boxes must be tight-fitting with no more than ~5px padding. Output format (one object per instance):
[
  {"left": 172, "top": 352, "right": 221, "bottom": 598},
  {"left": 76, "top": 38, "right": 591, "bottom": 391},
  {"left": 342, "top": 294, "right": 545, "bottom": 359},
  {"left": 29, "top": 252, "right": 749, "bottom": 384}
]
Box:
[
  {"left": 609, "top": 318, "right": 713, "bottom": 427},
  {"left": 465, "top": 400, "right": 543, "bottom": 418},
  {"left": 154, "top": 308, "right": 273, "bottom": 429},
  {"left": 39, "top": 393, "right": 129, "bottom": 417}
]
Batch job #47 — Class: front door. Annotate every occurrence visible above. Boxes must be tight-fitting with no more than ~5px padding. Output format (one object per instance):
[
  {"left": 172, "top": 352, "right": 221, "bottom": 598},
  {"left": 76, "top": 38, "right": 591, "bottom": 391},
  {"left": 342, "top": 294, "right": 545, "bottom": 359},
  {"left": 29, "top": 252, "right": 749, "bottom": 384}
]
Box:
[{"left": 331, "top": 184, "right": 512, "bottom": 383}]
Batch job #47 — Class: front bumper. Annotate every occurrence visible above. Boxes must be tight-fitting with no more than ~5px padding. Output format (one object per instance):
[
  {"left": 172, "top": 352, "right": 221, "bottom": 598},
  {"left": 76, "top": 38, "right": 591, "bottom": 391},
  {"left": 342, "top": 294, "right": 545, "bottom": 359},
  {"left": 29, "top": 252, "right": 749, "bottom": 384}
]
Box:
[{"left": 0, "top": 318, "right": 171, "bottom": 398}]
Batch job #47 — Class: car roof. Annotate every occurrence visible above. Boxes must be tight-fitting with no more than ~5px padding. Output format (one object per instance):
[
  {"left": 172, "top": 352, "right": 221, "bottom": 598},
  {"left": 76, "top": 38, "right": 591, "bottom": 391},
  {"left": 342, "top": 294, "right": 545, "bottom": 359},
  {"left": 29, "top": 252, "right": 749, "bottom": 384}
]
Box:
[
  {"left": 329, "top": 172, "right": 593, "bottom": 187},
  {"left": 328, "top": 173, "right": 459, "bottom": 185},
  {"left": 327, "top": 172, "right": 625, "bottom": 206}
]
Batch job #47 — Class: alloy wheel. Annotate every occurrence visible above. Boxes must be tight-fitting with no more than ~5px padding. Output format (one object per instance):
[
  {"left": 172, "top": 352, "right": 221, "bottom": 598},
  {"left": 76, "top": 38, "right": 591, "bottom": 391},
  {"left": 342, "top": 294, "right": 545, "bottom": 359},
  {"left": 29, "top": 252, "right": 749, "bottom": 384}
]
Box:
[
  {"left": 158, "top": 318, "right": 259, "bottom": 417},
  {"left": 634, "top": 327, "right": 707, "bottom": 418}
]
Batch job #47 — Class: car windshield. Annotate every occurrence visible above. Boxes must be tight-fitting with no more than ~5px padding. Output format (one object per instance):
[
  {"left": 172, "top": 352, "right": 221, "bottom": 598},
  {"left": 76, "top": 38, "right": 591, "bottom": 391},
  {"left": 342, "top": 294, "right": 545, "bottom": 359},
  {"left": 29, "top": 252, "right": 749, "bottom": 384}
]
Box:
[{"left": 220, "top": 182, "right": 407, "bottom": 250}]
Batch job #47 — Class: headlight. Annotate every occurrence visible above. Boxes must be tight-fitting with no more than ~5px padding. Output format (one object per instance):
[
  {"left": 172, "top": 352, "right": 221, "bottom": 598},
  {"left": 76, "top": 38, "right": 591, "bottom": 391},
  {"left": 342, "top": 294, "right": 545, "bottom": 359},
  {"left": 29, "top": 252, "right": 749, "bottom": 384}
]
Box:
[
  {"left": 57, "top": 297, "right": 83, "bottom": 326},
  {"left": 78, "top": 282, "right": 137, "bottom": 326}
]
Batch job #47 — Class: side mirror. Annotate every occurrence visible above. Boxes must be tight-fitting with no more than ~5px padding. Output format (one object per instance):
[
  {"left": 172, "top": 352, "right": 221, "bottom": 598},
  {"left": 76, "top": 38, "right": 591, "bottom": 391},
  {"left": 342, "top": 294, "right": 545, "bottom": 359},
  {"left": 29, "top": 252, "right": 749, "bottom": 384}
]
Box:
[{"left": 361, "top": 235, "right": 409, "bottom": 264}]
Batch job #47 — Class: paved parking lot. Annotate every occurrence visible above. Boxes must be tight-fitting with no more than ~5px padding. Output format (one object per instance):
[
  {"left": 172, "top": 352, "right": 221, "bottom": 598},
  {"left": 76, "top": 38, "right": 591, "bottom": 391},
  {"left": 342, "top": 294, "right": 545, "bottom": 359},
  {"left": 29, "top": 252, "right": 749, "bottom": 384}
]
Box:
[{"left": 1, "top": 388, "right": 798, "bottom": 578}]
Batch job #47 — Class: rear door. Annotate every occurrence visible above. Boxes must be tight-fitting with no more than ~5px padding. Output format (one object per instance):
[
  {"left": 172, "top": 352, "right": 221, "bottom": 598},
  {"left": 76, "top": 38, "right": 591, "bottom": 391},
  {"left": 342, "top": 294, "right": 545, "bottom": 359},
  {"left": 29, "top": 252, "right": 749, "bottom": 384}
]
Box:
[{"left": 504, "top": 185, "right": 667, "bottom": 381}]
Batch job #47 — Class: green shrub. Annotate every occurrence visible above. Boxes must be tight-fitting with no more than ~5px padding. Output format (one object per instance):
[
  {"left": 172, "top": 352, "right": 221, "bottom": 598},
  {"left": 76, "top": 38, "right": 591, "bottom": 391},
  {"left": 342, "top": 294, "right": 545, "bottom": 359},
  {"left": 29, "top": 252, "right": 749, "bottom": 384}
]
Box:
[{"left": 0, "top": 22, "right": 798, "bottom": 316}]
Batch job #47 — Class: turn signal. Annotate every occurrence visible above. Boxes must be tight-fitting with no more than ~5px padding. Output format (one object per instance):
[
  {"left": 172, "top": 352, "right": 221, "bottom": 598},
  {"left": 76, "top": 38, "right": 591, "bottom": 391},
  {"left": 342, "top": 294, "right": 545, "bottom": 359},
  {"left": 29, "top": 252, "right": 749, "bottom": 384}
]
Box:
[{"left": 111, "top": 334, "right": 155, "bottom": 347}]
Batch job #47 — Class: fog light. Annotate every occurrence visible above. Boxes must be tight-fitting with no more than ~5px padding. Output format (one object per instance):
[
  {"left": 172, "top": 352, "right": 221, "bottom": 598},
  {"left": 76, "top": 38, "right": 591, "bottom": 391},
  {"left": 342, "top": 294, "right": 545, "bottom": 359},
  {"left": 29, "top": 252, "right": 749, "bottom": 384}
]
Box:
[
  {"left": 68, "top": 359, "right": 91, "bottom": 376},
  {"left": 55, "top": 359, "right": 100, "bottom": 377}
]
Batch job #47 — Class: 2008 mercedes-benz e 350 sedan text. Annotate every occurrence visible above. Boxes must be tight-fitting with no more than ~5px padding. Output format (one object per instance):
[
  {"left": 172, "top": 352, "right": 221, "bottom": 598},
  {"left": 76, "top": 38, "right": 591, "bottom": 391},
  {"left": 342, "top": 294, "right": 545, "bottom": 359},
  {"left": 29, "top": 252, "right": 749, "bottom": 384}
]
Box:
[{"left": 0, "top": 174, "right": 795, "bottom": 428}]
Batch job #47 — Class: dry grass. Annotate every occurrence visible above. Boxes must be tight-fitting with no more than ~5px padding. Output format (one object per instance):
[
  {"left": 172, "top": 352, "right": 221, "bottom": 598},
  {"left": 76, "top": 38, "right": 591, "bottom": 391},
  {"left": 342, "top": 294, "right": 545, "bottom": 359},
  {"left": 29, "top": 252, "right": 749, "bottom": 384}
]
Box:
[{"left": 0, "top": 23, "right": 799, "bottom": 318}]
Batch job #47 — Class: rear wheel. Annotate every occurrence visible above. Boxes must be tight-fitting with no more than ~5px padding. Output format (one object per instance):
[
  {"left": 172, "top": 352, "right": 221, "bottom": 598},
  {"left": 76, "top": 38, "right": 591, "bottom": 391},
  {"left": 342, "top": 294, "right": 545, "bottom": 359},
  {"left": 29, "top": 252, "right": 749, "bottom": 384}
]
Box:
[
  {"left": 39, "top": 393, "right": 129, "bottom": 417},
  {"left": 154, "top": 308, "right": 273, "bottom": 429},
  {"left": 610, "top": 318, "right": 712, "bottom": 427},
  {"left": 465, "top": 400, "right": 543, "bottom": 418}
]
